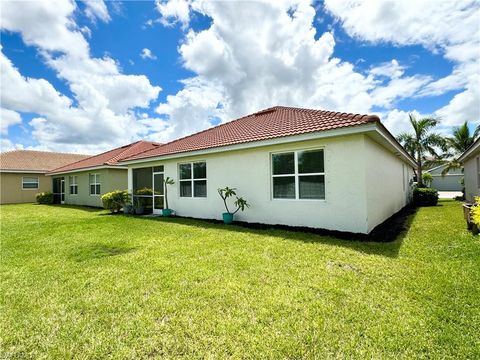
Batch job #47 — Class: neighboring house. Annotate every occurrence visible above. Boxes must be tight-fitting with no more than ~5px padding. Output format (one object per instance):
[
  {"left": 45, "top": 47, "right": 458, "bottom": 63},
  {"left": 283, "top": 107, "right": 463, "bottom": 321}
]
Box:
[
  {"left": 0, "top": 150, "right": 89, "bottom": 204},
  {"left": 458, "top": 137, "right": 480, "bottom": 202},
  {"left": 426, "top": 164, "right": 463, "bottom": 191},
  {"left": 119, "top": 106, "right": 416, "bottom": 234},
  {"left": 48, "top": 141, "right": 160, "bottom": 207}
]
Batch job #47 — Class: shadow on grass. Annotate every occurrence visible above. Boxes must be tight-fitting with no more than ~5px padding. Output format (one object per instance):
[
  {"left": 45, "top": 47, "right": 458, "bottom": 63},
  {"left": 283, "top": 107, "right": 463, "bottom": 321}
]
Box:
[
  {"left": 47, "top": 204, "right": 104, "bottom": 213},
  {"left": 131, "top": 206, "right": 419, "bottom": 258},
  {"left": 71, "top": 243, "right": 136, "bottom": 262}
]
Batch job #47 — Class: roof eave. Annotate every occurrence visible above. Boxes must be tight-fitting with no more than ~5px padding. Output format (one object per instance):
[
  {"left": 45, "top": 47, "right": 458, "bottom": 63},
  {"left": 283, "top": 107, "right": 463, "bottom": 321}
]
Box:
[
  {"left": 458, "top": 137, "right": 480, "bottom": 162},
  {"left": 0, "top": 169, "right": 47, "bottom": 173},
  {"left": 47, "top": 164, "right": 128, "bottom": 176},
  {"left": 119, "top": 123, "right": 381, "bottom": 166}
]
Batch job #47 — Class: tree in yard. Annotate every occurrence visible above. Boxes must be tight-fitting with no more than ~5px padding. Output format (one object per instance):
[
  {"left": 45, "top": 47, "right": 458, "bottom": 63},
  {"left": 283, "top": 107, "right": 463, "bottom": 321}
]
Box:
[
  {"left": 397, "top": 113, "right": 446, "bottom": 187},
  {"left": 441, "top": 121, "right": 480, "bottom": 175}
]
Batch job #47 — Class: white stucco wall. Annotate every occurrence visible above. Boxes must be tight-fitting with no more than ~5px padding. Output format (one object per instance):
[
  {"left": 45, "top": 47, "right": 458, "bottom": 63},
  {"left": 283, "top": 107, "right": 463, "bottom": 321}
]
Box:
[
  {"left": 130, "top": 135, "right": 370, "bottom": 233},
  {"left": 464, "top": 154, "right": 479, "bottom": 202},
  {"left": 128, "top": 134, "right": 412, "bottom": 234},
  {"left": 364, "top": 136, "right": 414, "bottom": 233}
]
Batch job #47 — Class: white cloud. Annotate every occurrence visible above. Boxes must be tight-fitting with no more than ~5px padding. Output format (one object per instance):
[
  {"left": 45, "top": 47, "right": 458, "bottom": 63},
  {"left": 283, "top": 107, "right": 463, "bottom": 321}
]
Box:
[
  {"left": 381, "top": 109, "right": 426, "bottom": 136},
  {"left": 370, "top": 75, "right": 432, "bottom": 109},
  {"left": 325, "top": 0, "right": 480, "bottom": 126},
  {"left": 154, "top": 0, "right": 379, "bottom": 138},
  {"left": 0, "top": 108, "right": 22, "bottom": 135},
  {"left": 435, "top": 85, "right": 480, "bottom": 126},
  {"left": 140, "top": 48, "right": 157, "bottom": 60},
  {"left": 83, "top": 0, "right": 111, "bottom": 23},
  {"left": 155, "top": 0, "right": 456, "bottom": 139},
  {"left": 0, "top": 138, "right": 24, "bottom": 152},
  {"left": 369, "top": 60, "right": 405, "bottom": 79},
  {"left": 155, "top": 0, "right": 191, "bottom": 28},
  {"left": 0, "top": 0, "right": 164, "bottom": 152}
]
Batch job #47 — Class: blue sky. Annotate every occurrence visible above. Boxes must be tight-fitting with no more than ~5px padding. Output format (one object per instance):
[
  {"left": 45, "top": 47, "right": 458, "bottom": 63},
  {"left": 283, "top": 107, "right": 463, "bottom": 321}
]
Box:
[{"left": 1, "top": 0, "right": 479, "bottom": 153}]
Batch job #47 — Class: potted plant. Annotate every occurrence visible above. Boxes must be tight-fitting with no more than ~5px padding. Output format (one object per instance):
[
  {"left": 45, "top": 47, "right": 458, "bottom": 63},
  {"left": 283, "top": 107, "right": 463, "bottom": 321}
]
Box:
[
  {"left": 217, "top": 186, "right": 250, "bottom": 224},
  {"left": 123, "top": 192, "right": 133, "bottom": 214},
  {"left": 134, "top": 187, "right": 153, "bottom": 215},
  {"left": 162, "top": 176, "right": 175, "bottom": 217}
]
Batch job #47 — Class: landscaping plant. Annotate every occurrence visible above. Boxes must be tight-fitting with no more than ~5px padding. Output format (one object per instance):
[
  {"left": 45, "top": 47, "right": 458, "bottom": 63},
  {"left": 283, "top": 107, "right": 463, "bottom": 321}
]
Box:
[
  {"left": 35, "top": 192, "right": 54, "bottom": 204},
  {"left": 101, "top": 190, "right": 129, "bottom": 213},
  {"left": 422, "top": 172, "right": 433, "bottom": 187},
  {"left": 163, "top": 176, "right": 175, "bottom": 217},
  {"left": 217, "top": 186, "right": 250, "bottom": 224},
  {"left": 413, "top": 187, "right": 438, "bottom": 206},
  {"left": 133, "top": 187, "right": 153, "bottom": 214}
]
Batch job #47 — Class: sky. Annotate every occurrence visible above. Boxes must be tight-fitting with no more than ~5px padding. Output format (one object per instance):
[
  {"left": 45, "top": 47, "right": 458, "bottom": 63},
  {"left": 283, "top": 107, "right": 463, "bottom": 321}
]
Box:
[{"left": 0, "top": 0, "right": 479, "bottom": 154}]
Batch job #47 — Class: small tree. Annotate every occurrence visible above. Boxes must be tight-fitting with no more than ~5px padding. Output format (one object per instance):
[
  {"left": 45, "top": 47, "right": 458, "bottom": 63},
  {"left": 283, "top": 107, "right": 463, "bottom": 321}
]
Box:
[
  {"left": 397, "top": 114, "right": 446, "bottom": 187},
  {"left": 164, "top": 176, "right": 174, "bottom": 210},
  {"left": 422, "top": 172, "right": 433, "bottom": 188},
  {"left": 218, "top": 186, "right": 250, "bottom": 215}
]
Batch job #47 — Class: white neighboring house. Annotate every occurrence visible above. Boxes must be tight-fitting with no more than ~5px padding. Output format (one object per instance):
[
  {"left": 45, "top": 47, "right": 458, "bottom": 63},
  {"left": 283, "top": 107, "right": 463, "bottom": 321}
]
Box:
[
  {"left": 426, "top": 164, "right": 463, "bottom": 191},
  {"left": 120, "top": 106, "right": 416, "bottom": 234},
  {"left": 458, "top": 137, "right": 480, "bottom": 202}
]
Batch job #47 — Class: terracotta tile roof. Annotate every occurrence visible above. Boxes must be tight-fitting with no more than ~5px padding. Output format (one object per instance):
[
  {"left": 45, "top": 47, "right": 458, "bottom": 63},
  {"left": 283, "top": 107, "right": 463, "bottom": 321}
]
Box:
[
  {"left": 0, "top": 150, "right": 89, "bottom": 172},
  {"left": 48, "top": 141, "right": 162, "bottom": 174},
  {"left": 122, "top": 106, "right": 380, "bottom": 162}
]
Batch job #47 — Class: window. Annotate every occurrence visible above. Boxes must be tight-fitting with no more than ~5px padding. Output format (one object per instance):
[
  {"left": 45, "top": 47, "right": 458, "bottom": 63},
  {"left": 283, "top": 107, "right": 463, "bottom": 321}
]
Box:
[
  {"left": 69, "top": 175, "right": 78, "bottom": 195},
  {"left": 89, "top": 173, "right": 101, "bottom": 195},
  {"left": 22, "top": 177, "right": 39, "bottom": 190},
  {"left": 272, "top": 149, "right": 325, "bottom": 200},
  {"left": 179, "top": 162, "right": 207, "bottom": 198}
]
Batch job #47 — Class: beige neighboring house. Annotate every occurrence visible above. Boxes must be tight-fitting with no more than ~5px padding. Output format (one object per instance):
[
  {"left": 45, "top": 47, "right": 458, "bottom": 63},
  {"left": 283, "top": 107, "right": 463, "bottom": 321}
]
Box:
[
  {"left": 459, "top": 137, "right": 480, "bottom": 202},
  {"left": 0, "top": 150, "right": 89, "bottom": 204}
]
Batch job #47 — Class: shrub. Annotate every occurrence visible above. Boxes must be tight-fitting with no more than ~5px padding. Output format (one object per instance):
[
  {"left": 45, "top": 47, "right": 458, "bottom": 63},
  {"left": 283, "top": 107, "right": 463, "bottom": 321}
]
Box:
[
  {"left": 36, "top": 192, "right": 54, "bottom": 204},
  {"left": 101, "top": 190, "right": 129, "bottom": 213},
  {"left": 413, "top": 187, "right": 438, "bottom": 206},
  {"left": 471, "top": 197, "right": 480, "bottom": 228}
]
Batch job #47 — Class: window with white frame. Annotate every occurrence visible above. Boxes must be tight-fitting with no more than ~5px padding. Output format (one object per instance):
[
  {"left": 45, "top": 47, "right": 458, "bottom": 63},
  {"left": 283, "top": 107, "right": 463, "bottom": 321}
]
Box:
[
  {"left": 69, "top": 175, "right": 78, "bottom": 195},
  {"left": 272, "top": 149, "right": 325, "bottom": 200},
  {"left": 179, "top": 162, "right": 207, "bottom": 197},
  {"left": 22, "top": 176, "right": 39, "bottom": 190},
  {"left": 89, "top": 173, "right": 101, "bottom": 195}
]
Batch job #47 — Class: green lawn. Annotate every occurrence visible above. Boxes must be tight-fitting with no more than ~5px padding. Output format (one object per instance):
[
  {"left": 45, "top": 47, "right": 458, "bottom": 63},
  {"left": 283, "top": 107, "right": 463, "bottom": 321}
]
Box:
[{"left": 1, "top": 201, "right": 479, "bottom": 359}]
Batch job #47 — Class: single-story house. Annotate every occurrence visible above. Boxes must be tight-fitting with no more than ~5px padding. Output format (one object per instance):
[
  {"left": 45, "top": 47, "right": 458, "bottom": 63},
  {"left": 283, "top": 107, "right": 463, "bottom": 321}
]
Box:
[
  {"left": 119, "top": 106, "right": 416, "bottom": 234},
  {"left": 458, "top": 137, "right": 480, "bottom": 202},
  {"left": 0, "top": 150, "right": 89, "bottom": 204},
  {"left": 426, "top": 164, "right": 463, "bottom": 191},
  {"left": 47, "top": 141, "right": 160, "bottom": 206}
]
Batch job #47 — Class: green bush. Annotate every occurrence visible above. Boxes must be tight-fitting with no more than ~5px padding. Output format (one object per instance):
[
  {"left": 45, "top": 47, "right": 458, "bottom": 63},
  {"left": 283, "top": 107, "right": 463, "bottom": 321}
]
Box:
[
  {"left": 36, "top": 192, "right": 54, "bottom": 204},
  {"left": 101, "top": 190, "right": 129, "bottom": 213},
  {"left": 413, "top": 187, "right": 438, "bottom": 206}
]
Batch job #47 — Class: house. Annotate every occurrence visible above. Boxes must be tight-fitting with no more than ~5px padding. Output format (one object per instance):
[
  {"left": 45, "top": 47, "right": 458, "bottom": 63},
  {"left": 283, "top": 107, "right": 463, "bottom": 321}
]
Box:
[
  {"left": 458, "top": 137, "right": 480, "bottom": 202},
  {"left": 119, "top": 106, "right": 416, "bottom": 234},
  {"left": 0, "top": 150, "right": 89, "bottom": 204},
  {"left": 426, "top": 164, "right": 463, "bottom": 191},
  {"left": 47, "top": 141, "right": 160, "bottom": 206}
]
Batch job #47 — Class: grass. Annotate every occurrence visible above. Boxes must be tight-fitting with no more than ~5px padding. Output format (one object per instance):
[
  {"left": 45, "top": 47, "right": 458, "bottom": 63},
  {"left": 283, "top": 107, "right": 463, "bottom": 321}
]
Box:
[{"left": 1, "top": 200, "right": 479, "bottom": 359}]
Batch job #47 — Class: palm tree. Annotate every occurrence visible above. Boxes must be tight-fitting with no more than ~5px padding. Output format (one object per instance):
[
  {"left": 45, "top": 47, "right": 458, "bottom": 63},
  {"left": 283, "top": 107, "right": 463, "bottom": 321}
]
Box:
[
  {"left": 441, "top": 121, "right": 480, "bottom": 175},
  {"left": 397, "top": 113, "right": 446, "bottom": 187}
]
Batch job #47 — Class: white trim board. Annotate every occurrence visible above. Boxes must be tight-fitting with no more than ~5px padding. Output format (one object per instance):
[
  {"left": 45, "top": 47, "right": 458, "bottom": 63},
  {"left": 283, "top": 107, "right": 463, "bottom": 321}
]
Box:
[{"left": 48, "top": 165, "right": 127, "bottom": 176}]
